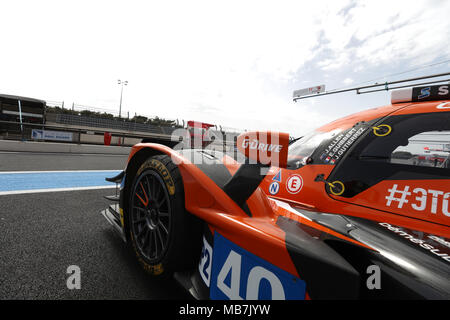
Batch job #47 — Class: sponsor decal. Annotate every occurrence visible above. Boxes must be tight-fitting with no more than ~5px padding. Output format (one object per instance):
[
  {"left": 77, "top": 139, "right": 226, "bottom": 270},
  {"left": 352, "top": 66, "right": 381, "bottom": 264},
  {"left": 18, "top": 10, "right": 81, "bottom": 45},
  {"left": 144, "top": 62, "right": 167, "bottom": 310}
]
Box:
[
  {"left": 379, "top": 222, "right": 450, "bottom": 263},
  {"left": 328, "top": 180, "right": 345, "bottom": 196},
  {"left": 272, "top": 170, "right": 282, "bottom": 182},
  {"left": 385, "top": 184, "right": 449, "bottom": 218},
  {"left": 199, "top": 237, "right": 213, "bottom": 287},
  {"left": 286, "top": 174, "right": 303, "bottom": 194},
  {"left": 268, "top": 181, "right": 280, "bottom": 195},
  {"left": 32, "top": 129, "right": 73, "bottom": 142},
  {"left": 418, "top": 87, "right": 431, "bottom": 99},
  {"left": 437, "top": 102, "right": 450, "bottom": 109},
  {"left": 119, "top": 207, "right": 124, "bottom": 227},
  {"left": 372, "top": 124, "right": 392, "bottom": 137},
  {"left": 320, "top": 126, "right": 366, "bottom": 164},
  {"left": 412, "top": 85, "right": 450, "bottom": 102},
  {"left": 137, "top": 159, "right": 175, "bottom": 195},
  {"left": 428, "top": 235, "right": 450, "bottom": 249},
  {"left": 210, "top": 233, "right": 306, "bottom": 300},
  {"left": 131, "top": 232, "right": 165, "bottom": 275},
  {"left": 242, "top": 138, "right": 282, "bottom": 153},
  {"left": 236, "top": 131, "right": 290, "bottom": 167},
  {"left": 438, "top": 85, "right": 449, "bottom": 96}
]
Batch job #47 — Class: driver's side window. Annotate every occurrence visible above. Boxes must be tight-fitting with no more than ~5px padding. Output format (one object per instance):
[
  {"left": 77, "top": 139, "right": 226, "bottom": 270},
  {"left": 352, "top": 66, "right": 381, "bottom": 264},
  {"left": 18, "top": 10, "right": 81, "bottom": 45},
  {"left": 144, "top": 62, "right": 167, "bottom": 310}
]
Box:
[{"left": 391, "top": 131, "right": 450, "bottom": 169}]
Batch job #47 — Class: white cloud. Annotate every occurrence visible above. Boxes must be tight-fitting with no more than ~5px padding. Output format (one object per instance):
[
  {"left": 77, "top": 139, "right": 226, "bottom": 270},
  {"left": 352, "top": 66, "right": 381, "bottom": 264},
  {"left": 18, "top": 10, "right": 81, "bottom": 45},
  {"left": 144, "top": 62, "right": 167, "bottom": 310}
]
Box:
[
  {"left": 316, "top": 0, "right": 450, "bottom": 71},
  {"left": 343, "top": 78, "right": 354, "bottom": 85}
]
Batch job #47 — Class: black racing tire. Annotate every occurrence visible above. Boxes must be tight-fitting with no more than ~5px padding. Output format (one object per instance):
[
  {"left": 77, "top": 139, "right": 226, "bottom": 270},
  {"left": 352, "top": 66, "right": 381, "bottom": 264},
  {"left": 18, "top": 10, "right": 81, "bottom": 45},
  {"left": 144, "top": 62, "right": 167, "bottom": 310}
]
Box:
[{"left": 128, "top": 154, "right": 202, "bottom": 277}]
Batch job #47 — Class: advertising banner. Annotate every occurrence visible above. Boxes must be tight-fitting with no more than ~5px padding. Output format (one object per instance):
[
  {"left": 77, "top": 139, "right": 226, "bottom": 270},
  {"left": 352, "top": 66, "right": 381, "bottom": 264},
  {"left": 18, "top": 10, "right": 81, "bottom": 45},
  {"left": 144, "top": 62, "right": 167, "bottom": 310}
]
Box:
[{"left": 31, "top": 129, "right": 73, "bottom": 142}]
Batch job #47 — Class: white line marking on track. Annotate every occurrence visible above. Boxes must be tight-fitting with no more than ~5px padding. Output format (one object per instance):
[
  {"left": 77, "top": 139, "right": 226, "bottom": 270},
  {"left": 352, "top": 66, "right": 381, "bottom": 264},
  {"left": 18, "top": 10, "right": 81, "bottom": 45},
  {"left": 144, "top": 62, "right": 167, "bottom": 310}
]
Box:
[{"left": 0, "top": 185, "right": 116, "bottom": 196}]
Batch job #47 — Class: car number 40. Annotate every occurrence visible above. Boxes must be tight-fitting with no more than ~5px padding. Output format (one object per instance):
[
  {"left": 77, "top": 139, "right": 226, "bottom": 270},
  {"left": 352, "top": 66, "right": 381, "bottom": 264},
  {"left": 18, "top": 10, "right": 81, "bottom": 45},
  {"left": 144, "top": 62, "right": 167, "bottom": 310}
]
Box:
[
  {"left": 216, "top": 250, "right": 285, "bottom": 299},
  {"left": 207, "top": 233, "right": 306, "bottom": 300}
]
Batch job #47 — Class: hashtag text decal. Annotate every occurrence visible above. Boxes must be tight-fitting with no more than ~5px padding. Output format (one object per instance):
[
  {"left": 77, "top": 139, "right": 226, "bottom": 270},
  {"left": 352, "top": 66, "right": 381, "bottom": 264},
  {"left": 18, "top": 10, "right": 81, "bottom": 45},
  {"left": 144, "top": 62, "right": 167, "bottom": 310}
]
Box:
[{"left": 385, "top": 184, "right": 411, "bottom": 209}]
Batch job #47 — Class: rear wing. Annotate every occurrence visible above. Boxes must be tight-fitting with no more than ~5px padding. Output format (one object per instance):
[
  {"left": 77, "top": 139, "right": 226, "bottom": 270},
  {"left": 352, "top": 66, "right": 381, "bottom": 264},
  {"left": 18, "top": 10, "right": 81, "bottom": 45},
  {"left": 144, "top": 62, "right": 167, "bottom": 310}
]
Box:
[{"left": 293, "top": 72, "right": 450, "bottom": 103}]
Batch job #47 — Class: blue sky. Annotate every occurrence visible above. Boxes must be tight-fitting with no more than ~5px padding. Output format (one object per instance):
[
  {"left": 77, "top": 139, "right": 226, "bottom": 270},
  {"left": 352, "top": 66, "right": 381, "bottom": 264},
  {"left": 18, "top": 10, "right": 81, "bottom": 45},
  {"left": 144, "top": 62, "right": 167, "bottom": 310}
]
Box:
[{"left": 0, "top": 0, "right": 449, "bottom": 136}]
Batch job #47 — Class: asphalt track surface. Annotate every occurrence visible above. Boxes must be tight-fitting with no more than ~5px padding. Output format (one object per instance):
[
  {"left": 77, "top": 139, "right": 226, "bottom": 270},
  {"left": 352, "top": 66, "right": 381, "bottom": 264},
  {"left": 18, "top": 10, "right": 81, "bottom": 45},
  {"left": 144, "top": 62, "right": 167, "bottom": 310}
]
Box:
[
  {"left": 0, "top": 151, "right": 128, "bottom": 172},
  {"left": 0, "top": 151, "right": 192, "bottom": 299}
]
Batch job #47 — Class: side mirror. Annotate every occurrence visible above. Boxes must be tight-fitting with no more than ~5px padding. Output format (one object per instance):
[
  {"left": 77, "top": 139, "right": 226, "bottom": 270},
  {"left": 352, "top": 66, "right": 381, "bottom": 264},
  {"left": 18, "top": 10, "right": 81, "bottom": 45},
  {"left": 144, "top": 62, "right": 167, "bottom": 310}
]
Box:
[{"left": 236, "top": 131, "right": 289, "bottom": 168}]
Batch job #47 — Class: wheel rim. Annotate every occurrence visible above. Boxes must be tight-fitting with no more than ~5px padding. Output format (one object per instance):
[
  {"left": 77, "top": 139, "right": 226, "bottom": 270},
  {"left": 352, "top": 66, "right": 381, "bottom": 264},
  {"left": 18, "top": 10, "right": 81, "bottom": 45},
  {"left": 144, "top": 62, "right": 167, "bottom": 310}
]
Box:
[{"left": 130, "top": 170, "right": 171, "bottom": 262}]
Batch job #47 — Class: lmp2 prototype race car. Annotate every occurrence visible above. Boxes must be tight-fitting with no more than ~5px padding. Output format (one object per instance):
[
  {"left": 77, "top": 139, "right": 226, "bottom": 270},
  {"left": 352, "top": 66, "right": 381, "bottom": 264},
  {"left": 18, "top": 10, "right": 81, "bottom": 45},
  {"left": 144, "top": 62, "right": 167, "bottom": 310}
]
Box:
[{"left": 102, "top": 80, "right": 450, "bottom": 300}]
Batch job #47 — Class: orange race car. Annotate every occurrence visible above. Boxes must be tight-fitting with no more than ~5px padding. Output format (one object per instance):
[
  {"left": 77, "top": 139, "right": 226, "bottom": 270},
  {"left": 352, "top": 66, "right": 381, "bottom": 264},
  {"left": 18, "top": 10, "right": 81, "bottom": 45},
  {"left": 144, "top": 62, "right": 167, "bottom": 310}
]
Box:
[{"left": 102, "top": 80, "right": 450, "bottom": 300}]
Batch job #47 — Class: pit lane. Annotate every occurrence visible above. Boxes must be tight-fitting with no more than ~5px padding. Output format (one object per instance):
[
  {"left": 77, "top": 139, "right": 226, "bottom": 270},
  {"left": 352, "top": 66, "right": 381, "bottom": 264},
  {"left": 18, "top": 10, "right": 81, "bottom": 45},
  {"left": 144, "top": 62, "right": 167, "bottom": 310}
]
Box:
[{"left": 0, "top": 151, "right": 191, "bottom": 299}]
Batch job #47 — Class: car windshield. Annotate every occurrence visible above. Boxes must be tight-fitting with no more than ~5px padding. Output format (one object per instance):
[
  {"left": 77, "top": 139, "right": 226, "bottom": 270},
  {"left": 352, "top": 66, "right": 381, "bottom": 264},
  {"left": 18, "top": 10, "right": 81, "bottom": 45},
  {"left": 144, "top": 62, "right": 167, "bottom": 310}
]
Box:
[{"left": 288, "top": 129, "right": 342, "bottom": 168}]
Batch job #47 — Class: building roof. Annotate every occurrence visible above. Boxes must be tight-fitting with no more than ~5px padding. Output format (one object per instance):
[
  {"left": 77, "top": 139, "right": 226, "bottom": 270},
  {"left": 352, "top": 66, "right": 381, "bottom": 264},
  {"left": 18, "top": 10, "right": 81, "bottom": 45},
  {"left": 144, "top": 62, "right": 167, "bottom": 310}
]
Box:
[{"left": 0, "top": 93, "right": 46, "bottom": 105}]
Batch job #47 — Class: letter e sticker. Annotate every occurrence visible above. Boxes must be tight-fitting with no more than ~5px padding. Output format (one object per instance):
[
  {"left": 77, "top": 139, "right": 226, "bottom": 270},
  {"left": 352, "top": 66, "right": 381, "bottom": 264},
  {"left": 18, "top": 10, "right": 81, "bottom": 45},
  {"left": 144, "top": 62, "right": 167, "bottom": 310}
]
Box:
[{"left": 286, "top": 175, "right": 303, "bottom": 194}]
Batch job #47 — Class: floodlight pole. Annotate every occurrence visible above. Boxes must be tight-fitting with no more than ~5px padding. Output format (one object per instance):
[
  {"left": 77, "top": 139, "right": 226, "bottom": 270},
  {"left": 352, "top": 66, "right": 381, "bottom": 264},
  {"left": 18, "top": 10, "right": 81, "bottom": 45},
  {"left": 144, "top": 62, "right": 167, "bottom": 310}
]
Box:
[{"left": 118, "top": 79, "right": 128, "bottom": 119}]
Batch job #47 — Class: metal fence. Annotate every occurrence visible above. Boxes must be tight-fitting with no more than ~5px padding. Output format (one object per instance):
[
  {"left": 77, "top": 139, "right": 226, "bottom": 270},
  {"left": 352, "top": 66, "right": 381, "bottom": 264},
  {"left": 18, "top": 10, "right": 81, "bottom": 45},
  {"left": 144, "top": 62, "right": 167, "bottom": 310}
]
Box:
[{"left": 54, "top": 114, "right": 178, "bottom": 135}]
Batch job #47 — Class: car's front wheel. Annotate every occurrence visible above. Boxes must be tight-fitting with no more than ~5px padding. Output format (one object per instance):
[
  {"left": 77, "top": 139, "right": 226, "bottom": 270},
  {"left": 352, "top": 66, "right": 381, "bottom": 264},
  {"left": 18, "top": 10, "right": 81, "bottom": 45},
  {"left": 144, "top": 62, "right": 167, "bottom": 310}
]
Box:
[{"left": 128, "top": 154, "right": 201, "bottom": 277}]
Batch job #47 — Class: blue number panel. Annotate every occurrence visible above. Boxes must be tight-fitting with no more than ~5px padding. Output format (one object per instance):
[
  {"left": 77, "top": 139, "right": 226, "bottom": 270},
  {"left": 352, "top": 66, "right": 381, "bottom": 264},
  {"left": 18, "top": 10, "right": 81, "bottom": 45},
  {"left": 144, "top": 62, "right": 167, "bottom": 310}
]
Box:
[{"left": 210, "top": 233, "right": 306, "bottom": 300}]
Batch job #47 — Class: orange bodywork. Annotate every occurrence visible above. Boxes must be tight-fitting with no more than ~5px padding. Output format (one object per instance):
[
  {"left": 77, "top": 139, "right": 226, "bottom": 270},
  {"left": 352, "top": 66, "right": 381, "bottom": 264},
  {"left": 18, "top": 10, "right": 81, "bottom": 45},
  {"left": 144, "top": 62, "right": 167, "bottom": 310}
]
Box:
[
  {"left": 260, "top": 101, "right": 450, "bottom": 238},
  {"left": 316, "top": 102, "right": 410, "bottom": 132},
  {"left": 260, "top": 166, "right": 450, "bottom": 238},
  {"left": 128, "top": 143, "right": 302, "bottom": 276},
  {"left": 125, "top": 100, "right": 450, "bottom": 278},
  {"left": 126, "top": 145, "right": 370, "bottom": 278}
]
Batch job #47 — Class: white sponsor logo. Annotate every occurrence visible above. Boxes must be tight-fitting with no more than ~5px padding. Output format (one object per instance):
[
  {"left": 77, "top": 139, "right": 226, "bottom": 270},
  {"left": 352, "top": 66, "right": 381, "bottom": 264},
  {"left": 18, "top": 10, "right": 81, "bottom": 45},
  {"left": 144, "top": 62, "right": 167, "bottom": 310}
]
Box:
[
  {"left": 242, "top": 138, "right": 282, "bottom": 153},
  {"left": 385, "top": 184, "right": 450, "bottom": 217},
  {"left": 428, "top": 235, "right": 450, "bottom": 249},
  {"left": 216, "top": 249, "right": 286, "bottom": 300},
  {"left": 322, "top": 127, "right": 366, "bottom": 161},
  {"left": 436, "top": 102, "right": 450, "bottom": 109},
  {"left": 379, "top": 223, "right": 450, "bottom": 263},
  {"left": 438, "top": 85, "right": 449, "bottom": 96}
]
